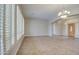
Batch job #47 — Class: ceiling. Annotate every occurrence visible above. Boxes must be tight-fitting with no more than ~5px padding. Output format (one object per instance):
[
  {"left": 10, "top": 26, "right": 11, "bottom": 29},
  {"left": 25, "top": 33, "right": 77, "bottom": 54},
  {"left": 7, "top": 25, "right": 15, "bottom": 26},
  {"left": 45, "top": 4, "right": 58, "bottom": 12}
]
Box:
[{"left": 20, "top": 4, "right": 79, "bottom": 21}]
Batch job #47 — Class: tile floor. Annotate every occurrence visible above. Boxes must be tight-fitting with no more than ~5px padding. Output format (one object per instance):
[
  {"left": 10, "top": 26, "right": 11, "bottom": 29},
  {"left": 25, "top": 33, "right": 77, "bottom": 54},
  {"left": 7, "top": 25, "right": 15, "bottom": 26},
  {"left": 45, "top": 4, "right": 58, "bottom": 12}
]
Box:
[{"left": 17, "top": 36, "right": 79, "bottom": 55}]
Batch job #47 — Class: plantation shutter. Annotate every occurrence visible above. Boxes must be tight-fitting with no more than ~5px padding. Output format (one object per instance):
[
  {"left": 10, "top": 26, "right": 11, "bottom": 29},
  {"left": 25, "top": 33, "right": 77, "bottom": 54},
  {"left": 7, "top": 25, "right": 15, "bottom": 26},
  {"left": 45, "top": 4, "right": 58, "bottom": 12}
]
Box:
[{"left": 0, "top": 5, "right": 5, "bottom": 55}]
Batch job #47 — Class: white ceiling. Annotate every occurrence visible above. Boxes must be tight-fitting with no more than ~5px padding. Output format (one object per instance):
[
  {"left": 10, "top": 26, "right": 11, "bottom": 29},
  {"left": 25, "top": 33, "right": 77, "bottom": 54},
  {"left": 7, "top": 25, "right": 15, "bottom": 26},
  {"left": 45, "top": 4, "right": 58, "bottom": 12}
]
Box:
[{"left": 20, "top": 4, "right": 79, "bottom": 21}]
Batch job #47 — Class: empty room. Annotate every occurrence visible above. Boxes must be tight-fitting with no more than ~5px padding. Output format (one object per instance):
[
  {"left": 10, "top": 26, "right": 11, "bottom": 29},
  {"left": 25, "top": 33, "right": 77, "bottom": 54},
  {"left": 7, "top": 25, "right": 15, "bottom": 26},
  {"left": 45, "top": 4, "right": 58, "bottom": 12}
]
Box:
[{"left": 0, "top": 4, "right": 79, "bottom": 55}]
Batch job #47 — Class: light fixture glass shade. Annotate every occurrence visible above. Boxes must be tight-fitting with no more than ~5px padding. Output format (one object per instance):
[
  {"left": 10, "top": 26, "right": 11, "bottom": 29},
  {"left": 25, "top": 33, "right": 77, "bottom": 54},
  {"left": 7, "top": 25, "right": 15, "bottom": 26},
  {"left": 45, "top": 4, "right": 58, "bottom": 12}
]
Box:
[
  {"left": 67, "top": 11, "right": 70, "bottom": 14},
  {"left": 60, "top": 15, "right": 67, "bottom": 18},
  {"left": 64, "top": 10, "right": 68, "bottom": 13},
  {"left": 58, "top": 12, "right": 62, "bottom": 16}
]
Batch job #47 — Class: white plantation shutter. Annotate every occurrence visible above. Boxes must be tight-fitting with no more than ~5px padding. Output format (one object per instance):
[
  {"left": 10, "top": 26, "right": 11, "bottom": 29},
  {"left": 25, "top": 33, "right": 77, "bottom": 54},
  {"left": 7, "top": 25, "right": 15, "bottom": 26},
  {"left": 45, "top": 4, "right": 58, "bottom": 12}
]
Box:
[
  {"left": 4, "top": 5, "right": 10, "bottom": 52},
  {"left": 4, "top": 5, "right": 12, "bottom": 54},
  {"left": 0, "top": 5, "right": 5, "bottom": 55},
  {"left": 4, "top": 5, "right": 17, "bottom": 54},
  {"left": 11, "top": 5, "right": 16, "bottom": 45},
  {"left": 0, "top": 4, "right": 16, "bottom": 55},
  {"left": 0, "top": 4, "right": 24, "bottom": 55}
]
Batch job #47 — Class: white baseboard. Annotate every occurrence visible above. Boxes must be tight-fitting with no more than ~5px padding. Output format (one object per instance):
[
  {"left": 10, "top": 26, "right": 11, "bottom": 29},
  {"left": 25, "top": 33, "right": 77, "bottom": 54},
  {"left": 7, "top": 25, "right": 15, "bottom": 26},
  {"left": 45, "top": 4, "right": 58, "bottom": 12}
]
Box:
[
  {"left": 24, "top": 34, "right": 49, "bottom": 37},
  {"left": 52, "top": 34, "right": 64, "bottom": 36}
]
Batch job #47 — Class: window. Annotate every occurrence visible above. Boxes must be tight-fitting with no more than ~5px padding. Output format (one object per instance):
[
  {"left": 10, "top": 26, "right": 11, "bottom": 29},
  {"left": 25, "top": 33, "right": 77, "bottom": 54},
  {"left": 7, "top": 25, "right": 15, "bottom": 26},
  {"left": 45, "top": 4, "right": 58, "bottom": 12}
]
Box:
[
  {"left": 0, "top": 4, "right": 24, "bottom": 55},
  {"left": 0, "top": 4, "right": 5, "bottom": 55},
  {"left": 4, "top": 5, "right": 12, "bottom": 53},
  {"left": 4, "top": 4, "right": 16, "bottom": 54},
  {"left": 11, "top": 5, "right": 16, "bottom": 45},
  {"left": 0, "top": 4, "right": 16, "bottom": 55}
]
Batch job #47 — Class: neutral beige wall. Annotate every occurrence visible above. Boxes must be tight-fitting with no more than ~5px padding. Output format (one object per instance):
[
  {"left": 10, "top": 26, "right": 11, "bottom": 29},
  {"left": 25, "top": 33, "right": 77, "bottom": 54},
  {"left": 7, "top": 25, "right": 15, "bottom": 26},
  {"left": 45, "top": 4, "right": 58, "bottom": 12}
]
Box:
[{"left": 24, "top": 19, "right": 49, "bottom": 36}]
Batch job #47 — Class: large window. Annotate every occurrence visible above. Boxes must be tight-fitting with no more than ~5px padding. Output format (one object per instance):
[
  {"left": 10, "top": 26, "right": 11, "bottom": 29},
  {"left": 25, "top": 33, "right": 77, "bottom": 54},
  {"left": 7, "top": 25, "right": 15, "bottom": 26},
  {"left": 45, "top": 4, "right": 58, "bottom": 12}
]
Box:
[
  {"left": 0, "top": 4, "right": 24, "bottom": 55},
  {"left": 0, "top": 4, "right": 16, "bottom": 55},
  {"left": 0, "top": 4, "right": 5, "bottom": 55},
  {"left": 4, "top": 5, "right": 12, "bottom": 53},
  {"left": 11, "top": 5, "right": 16, "bottom": 45}
]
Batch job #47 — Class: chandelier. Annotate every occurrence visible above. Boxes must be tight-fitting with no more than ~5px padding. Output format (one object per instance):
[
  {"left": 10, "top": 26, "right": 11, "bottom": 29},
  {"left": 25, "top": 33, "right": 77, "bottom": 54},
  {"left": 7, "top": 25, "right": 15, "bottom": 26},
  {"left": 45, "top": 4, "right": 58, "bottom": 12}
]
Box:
[{"left": 58, "top": 10, "right": 70, "bottom": 18}]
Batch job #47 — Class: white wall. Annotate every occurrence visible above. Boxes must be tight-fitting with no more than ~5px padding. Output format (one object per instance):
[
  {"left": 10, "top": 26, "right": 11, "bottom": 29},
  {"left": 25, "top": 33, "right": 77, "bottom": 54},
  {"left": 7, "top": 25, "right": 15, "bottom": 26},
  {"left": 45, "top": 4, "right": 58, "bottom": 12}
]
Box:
[
  {"left": 51, "top": 21, "right": 64, "bottom": 35},
  {"left": 75, "top": 23, "right": 79, "bottom": 38},
  {"left": 24, "top": 19, "right": 49, "bottom": 36},
  {"left": 55, "top": 23, "right": 62, "bottom": 35},
  {"left": 48, "top": 23, "right": 52, "bottom": 36}
]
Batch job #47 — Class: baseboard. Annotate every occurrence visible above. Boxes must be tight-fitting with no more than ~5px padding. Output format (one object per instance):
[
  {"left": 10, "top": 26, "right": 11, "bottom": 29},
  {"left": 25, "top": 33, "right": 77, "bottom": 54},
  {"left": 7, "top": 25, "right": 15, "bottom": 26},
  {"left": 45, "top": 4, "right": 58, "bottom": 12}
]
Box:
[
  {"left": 63, "top": 35, "right": 79, "bottom": 39},
  {"left": 24, "top": 35, "right": 49, "bottom": 37},
  {"left": 5, "top": 34, "right": 24, "bottom": 55},
  {"left": 52, "top": 35, "right": 64, "bottom": 36}
]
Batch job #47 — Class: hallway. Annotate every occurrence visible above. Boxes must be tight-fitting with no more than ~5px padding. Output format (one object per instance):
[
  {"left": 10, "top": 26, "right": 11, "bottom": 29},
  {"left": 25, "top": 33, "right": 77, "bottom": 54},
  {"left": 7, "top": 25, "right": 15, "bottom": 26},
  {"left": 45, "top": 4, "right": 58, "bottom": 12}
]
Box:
[{"left": 17, "top": 36, "right": 79, "bottom": 55}]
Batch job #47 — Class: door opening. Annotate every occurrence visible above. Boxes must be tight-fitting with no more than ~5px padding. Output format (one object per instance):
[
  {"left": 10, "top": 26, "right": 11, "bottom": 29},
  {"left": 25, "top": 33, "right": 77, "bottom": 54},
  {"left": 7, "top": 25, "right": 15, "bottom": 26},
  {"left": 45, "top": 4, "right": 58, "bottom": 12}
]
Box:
[{"left": 68, "top": 23, "right": 75, "bottom": 37}]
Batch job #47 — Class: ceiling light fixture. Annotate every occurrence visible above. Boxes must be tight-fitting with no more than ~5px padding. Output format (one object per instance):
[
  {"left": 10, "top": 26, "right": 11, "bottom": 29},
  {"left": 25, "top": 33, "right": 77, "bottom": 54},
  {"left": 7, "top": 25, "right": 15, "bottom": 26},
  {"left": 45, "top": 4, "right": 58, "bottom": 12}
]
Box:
[{"left": 58, "top": 10, "right": 70, "bottom": 18}]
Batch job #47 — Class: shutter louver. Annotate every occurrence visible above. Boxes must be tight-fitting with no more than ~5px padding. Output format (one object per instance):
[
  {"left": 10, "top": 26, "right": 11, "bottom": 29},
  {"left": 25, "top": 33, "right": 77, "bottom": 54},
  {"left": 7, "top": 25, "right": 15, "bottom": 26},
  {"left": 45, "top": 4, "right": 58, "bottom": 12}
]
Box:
[
  {"left": 4, "top": 5, "right": 12, "bottom": 54},
  {"left": 0, "top": 5, "right": 5, "bottom": 55}
]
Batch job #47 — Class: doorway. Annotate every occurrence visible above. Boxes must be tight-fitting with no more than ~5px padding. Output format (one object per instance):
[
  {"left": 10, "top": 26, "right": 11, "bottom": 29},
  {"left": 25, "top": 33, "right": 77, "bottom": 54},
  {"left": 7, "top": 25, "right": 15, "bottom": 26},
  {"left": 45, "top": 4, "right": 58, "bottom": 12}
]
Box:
[{"left": 68, "top": 23, "right": 75, "bottom": 37}]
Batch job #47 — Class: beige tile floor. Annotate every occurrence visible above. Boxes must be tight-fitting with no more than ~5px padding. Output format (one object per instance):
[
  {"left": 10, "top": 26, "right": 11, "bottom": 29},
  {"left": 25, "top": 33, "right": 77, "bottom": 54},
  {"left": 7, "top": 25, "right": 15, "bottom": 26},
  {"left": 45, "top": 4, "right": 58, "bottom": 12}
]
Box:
[{"left": 17, "top": 36, "right": 79, "bottom": 55}]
